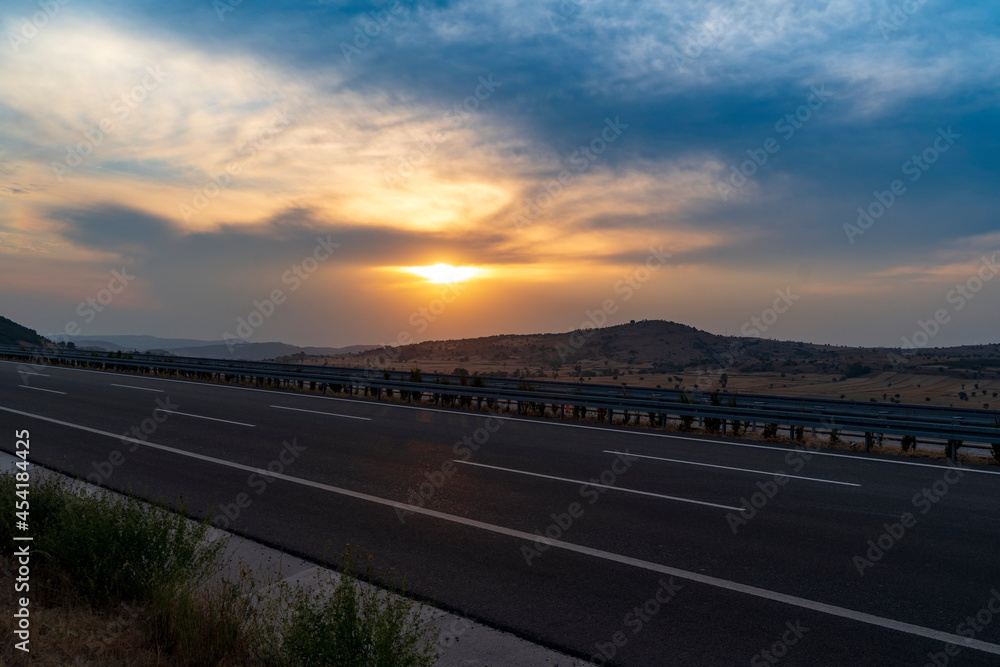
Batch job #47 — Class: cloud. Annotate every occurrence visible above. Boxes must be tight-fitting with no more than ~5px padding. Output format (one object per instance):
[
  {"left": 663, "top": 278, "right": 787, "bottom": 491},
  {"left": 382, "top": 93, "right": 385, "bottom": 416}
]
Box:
[{"left": 1, "top": 0, "right": 999, "bottom": 347}]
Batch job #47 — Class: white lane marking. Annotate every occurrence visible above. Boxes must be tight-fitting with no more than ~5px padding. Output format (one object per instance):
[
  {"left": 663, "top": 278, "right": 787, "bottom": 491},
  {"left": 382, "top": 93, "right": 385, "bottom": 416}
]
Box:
[
  {"left": 3, "top": 359, "right": 998, "bottom": 476},
  {"left": 19, "top": 385, "right": 66, "bottom": 395},
  {"left": 270, "top": 405, "right": 372, "bottom": 421},
  {"left": 3, "top": 403, "right": 999, "bottom": 658},
  {"left": 602, "top": 450, "right": 861, "bottom": 487},
  {"left": 452, "top": 459, "right": 742, "bottom": 511},
  {"left": 111, "top": 383, "right": 164, "bottom": 393},
  {"left": 20, "top": 372, "right": 49, "bottom": 377},
  {"left": 153, "top": 409, "right": 254, "bottom": 427}
]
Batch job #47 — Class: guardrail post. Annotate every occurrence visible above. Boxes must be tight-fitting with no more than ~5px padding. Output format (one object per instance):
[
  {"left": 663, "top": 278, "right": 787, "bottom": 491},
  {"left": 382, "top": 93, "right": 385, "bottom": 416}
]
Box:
[
  {"left": 789, "top": 424, "right": 794, "bottom": 440},
  {"left": 864, "top": 432, "right": 872, "bottom": 453},
  {"left": 608, "top": 409, "right": 614, "bottom": 425}
]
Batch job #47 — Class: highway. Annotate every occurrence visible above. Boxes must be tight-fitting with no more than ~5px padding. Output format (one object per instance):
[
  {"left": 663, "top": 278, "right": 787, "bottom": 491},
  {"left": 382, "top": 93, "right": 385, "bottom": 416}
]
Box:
[{"left": 2, "top": 358, "right": 1000, "bottom": 666}]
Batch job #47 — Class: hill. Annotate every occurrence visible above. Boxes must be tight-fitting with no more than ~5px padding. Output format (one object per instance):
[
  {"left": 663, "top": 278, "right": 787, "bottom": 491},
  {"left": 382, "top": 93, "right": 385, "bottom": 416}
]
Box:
[
  {"left": 0, "top": 316, "right": 48, "bottom": 346},
  {"left": 324, "top": 320, "right": 858, "bottom": 373},
  {"left": 299, "top": 320, "right": 1000, "bottom": 408},
  {"left": 55, "top": 334, "right": 379, "bottom": 361}
]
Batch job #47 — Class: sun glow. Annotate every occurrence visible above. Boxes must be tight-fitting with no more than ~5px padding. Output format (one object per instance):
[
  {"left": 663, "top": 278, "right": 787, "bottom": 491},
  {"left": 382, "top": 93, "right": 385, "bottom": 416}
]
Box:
[{"left": 403, "top": 264, "right": 489, "bottom": 284}]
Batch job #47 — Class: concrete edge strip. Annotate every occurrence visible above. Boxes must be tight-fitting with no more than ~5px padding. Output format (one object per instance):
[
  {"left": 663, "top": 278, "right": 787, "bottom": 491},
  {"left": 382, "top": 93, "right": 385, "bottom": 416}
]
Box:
[{"left": 3, "top": 403, "right": 998, "bottom": 657}]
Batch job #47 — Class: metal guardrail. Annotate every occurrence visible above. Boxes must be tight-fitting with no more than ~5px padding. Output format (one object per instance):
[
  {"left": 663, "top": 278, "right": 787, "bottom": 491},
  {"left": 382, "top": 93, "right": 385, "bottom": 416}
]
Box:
[{"left": 3, "top": 344, "right": 999, "bottom": 457}]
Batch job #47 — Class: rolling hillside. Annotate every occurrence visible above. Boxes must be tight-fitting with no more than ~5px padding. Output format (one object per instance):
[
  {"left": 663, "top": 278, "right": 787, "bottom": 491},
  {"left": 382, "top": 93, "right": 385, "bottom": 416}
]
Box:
[
  {"left": 326, "top": 320, "right": 859, "bottom": 373},
  {"left": 0, "top": 316, "right": 48, "bottom": 347}
]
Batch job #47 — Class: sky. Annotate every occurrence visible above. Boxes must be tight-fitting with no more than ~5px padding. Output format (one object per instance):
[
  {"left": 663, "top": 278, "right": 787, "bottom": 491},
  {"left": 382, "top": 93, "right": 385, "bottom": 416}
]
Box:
[{"left": 1, "top": 0, "right": 999, "bottom": 350}]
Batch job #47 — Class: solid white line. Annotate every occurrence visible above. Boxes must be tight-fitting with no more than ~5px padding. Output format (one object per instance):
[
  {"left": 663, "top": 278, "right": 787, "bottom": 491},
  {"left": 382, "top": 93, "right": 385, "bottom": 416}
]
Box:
[
  {"left": 602, "top": 450, "right": 861, "bottom": 487},
  {"left": 4, "top": 359, "right": 998, "bottom": 476},
  {"left": 270, "top": 405, "right": 372, "bottom": 421},
  {"left": 2, "top": 403, "right": 999, "bottom": 658},
  {"left": 153, "top": 409, "right": 254, "bottom": 427},
  {"left": 20, "top": 372, "right": 49, "bottom": 377},
  {"left": 19, "top": 385, "right": 66, "bottom": 395},
  {"left": 452, "top": 459, "right": 742, "bottom": 511},
  {"left": 111, "top": 383, "right": 164, "bottom": 393}
]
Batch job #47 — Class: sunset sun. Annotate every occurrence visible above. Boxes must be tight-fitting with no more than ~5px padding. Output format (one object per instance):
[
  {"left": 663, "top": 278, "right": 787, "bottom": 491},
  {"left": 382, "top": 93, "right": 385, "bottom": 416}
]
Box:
[{"left": 403, "top": 264, "right": 489, "bottom": 284}]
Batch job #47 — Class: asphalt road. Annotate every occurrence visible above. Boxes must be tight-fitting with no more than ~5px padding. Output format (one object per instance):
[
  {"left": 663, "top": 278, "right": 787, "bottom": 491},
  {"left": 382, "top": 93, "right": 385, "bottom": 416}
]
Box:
[{"left": 2, "top": 358, "right": 1000, "bottom": 666}]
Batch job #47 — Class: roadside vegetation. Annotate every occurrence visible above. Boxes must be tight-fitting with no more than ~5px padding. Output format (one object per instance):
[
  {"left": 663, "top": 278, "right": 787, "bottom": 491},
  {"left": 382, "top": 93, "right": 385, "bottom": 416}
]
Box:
[{"left": 0, "top": 473, "right": 439, "bottom": 666}]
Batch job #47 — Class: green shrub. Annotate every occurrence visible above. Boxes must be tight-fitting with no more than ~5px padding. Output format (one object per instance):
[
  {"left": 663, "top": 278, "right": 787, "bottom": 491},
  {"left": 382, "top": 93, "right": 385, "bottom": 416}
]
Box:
[
  {"left": 0, "top": 473, "right": 442, "bottom": 665},
  {"left": 828, "top": 429, "right": 840, "bottom": 445},
  {"left": 900, "top": 435, "right": 917, "bottom": 453},
  {"left": 147, "top": 573, "right": 281, "bottom": 666},
  {"left": 0, "top": 473, "right": 220, "bottom": 607},
  {"left": 945, "top": 439, "right": 963, "bottom": 459},
  {"left": 677, "top": 393, "right": 694, "bottom": 431},
  {"left": 991, "top": 443, "right": 1000, "bottom": 464},
  {"left": 704, "top": 391, "right": 723, "bottom": 434},
  {"left": 283, "top": 556, "right": 438, "bottom": 667},
  {"left": 762, "top": 423, "right": 779, "bottom": 439}
]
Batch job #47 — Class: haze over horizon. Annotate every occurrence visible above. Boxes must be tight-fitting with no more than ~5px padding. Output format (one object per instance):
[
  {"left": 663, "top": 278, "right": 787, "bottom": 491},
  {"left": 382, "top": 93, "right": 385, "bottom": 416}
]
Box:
[{"left": 2, "top": 1, "right": 999, "bottom": 349}]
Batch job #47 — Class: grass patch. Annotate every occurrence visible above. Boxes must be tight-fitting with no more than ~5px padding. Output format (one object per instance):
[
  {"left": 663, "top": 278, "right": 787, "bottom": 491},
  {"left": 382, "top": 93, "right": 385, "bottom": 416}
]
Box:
[
  {"left": 284, "top": 554, "right": 438, "bottom": 667},
  {"left": 0, "top": 472, "right": 439, "bottom": 666}
]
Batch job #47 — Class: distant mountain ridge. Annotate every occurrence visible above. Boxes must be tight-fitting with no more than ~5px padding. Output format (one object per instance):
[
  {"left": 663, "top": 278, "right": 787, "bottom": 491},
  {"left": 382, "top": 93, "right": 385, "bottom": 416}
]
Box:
[
  {"left": 52, "top": 333, "right": 378, "bottom": 361},
  {"left": 323, "top": 319, "right": 1000, "bottom": 374}
]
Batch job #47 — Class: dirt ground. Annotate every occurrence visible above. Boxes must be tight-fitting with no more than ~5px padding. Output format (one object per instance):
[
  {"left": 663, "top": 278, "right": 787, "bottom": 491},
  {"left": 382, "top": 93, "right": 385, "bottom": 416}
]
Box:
[{"left": 315, "top": 356, "right": 999, "bottom": 411}]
